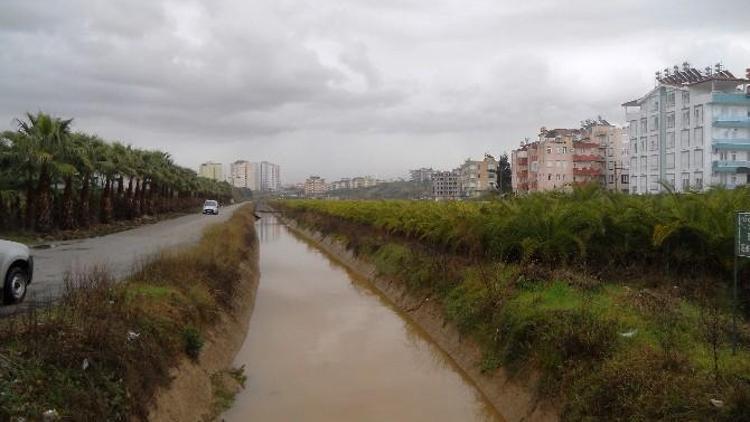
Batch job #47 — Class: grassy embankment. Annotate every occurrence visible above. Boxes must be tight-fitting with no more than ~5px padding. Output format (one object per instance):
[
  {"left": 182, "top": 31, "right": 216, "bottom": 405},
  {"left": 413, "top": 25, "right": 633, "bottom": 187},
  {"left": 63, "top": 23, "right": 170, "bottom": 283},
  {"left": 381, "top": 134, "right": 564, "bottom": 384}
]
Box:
[
  {"left": 275, "top": 188, "right": 750, "bottom": 421},
  {"left": 0, "top": 204, "right": 258, "bottom": 420}
]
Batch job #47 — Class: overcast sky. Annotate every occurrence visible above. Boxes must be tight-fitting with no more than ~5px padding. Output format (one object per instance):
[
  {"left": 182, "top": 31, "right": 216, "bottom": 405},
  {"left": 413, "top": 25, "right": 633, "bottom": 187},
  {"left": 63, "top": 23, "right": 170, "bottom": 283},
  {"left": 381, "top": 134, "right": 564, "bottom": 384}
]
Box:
[{"left": 1, "top": 1, "right": 748, "bottom": 183}]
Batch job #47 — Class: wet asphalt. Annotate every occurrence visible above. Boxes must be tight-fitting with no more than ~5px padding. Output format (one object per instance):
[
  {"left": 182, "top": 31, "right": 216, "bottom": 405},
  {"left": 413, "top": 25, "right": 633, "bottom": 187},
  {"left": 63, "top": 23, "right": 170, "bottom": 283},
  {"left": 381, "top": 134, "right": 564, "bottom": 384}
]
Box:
[{"left": 0, "top": 204, "right": 243, "bottom": 317}]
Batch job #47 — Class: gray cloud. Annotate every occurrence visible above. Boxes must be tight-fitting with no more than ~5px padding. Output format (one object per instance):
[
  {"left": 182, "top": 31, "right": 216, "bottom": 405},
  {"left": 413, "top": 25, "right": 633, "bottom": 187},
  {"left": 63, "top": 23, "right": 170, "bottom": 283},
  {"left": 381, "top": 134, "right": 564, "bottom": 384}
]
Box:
[{"left": 1, "top": 0, "right": 748, "bottom": 182}]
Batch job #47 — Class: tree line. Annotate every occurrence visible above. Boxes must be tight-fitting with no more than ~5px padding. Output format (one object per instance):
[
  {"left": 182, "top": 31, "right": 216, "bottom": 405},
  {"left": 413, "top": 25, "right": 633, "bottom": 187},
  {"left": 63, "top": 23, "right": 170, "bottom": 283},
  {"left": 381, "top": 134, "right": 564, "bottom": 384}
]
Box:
[{"left": 0, "top": 112, "right": 233, "bottom": 233}]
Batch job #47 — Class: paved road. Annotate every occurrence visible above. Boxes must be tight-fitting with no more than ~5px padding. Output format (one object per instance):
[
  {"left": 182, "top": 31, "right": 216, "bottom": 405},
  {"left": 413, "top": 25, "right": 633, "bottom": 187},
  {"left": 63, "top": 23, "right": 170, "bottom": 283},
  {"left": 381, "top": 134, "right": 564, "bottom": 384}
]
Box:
[{"left": 1, "top": 204, "right": 244, "bottom": 317}]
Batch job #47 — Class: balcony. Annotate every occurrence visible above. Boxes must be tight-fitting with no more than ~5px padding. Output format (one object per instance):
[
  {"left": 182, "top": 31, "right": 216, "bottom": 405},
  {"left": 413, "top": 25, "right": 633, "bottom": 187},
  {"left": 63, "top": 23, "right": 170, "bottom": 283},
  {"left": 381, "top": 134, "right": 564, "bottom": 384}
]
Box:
[
  {"left": 573, "top": 154, "right": 603, "bottom": 162},
  {"left": 573, "top": 168, "right": 602, "bottom": 176},
  {"left": 712, "top": 160, "right": 750, "bottom": 173},
  {"left": 713, "top": 116, "right": 750, "bottom": 128},
  {"left": 712, "top": 138, "right": 750, "bottom": 150},
  {"left": 712, "top": 92, "right": 750, "bottom": 105}
]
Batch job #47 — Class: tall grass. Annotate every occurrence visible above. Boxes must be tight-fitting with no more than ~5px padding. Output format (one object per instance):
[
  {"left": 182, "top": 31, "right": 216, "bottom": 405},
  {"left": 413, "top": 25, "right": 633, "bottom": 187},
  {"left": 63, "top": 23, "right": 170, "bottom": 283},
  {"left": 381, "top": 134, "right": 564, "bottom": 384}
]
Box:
[{"left": 0, "top": 204, "right": 258, "bottom": 420}]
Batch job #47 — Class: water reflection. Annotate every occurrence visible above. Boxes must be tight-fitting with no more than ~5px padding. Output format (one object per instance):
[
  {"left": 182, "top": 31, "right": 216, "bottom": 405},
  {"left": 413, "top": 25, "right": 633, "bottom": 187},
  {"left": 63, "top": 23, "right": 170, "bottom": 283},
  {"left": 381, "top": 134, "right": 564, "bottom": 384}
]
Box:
[
  {"left": 256, "top": 213, "right": 282, "bottom": 243},
  {"left": 224, "top": 215, "right": 502, "bottom": 421}
]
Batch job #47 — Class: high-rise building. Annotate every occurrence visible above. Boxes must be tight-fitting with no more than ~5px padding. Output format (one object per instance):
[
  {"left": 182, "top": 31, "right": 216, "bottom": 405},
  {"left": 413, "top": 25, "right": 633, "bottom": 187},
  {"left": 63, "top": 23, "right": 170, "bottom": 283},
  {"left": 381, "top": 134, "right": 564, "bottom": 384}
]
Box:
[
  {"left": 623, "top": 62, "right": 750, "bottom": 193},
  {"left": 229, "top": 160, "right": 259, "bottom": 190},
  {"left": 198, "top": 161, "right": 224, "bottom": 182},
  {"left": 259, "top": 161, "right": 281, "bottom": 192}
]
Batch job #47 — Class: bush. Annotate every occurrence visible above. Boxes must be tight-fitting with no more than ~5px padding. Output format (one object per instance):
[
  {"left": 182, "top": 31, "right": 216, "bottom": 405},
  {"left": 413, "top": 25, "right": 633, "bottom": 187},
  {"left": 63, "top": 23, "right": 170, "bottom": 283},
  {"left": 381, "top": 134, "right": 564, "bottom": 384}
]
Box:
[{"left": 182, "top": 325, "right": 204, "bottom": 360}]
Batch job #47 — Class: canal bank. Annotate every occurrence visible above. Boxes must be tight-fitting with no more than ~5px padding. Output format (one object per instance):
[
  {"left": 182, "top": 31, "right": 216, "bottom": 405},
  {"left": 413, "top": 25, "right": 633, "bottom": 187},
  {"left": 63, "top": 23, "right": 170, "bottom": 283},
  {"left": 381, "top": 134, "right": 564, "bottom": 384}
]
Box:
[
  {"left": 222, "top": 214, "right": 502, "bottom": 421},
  {"left": 274, "top": 213, "right": 557, "bottom": 422}
]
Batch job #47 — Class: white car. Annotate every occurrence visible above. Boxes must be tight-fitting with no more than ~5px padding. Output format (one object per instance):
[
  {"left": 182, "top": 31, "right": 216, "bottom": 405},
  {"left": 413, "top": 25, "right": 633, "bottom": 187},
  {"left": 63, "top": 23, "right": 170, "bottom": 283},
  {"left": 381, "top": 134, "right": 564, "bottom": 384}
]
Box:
[
  {"left": 0, "top": 239, "right": 33, "bottom": 305},
  {"left": 202, "top": 200, "right": 219, "bottom": 215}
]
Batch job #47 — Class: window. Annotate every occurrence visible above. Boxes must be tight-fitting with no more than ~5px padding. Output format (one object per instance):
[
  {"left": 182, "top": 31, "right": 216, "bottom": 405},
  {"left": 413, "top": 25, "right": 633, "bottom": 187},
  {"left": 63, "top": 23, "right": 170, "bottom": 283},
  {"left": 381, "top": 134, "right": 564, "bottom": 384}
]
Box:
[
  {"left": 651, "top": 100, "right": 659, "bottom": 112},
  {"left": 731, "top": 151, "right": 737, "bottom": 161},
  {"left": 682, "top": 174, "right": 690, "bottom": 191},
  {"left": 546, "top": 147, "right": 552, "bottom": 154},
  {"left": 649, "top": 155, "right": 658, "bottom": 171},
  {"left": 682, "top": 91, "right": 690, "bottom": 105},
  {"left": 640, "top": 137, "right": 646, "bottom": 153},
  {"left": 694, "top": 150, "right": 703, "bottom": 168},
  {"left": 650, "top": 115, "right": 659, "bottom": 131},
  {"left": 666, "top": 91, "right": 675, "bottom": 108},
  {"left": 649, "top": 135, "right": 658, "bottom": 151},
  {"left": 694, "top": 105, "right": 703, "bottom": 126},
  {"left": 562, "top": 147, "right": 567, "bottom": 154},
  {"left": 608, "top": 161, "right": 614, "bottom": 170},
  {"left": 694, "top": 128, "right": 703, "bottom": 146},
  {"left": 640, "top": 157, "right": 647, "bottom": 172},
  {"left": 681, "top": 151, "right": 690, "bottom": 168},
  {"left": 695, "top": 173, "right": 703, "bottom": 190},
  {"left": 630, "top": 157, "right": 638, "bottom": 171},
  {"left": 608, "top": 174, "right": 614, "bottom": 184},
  {"left": 632, "top": 140, "right": 638, "bottom": 154},
  {"left": 666, "top": 152, "right": 675, "bottom": 169},
  {"left": 667, "top": 132, "right": 675, "bottom": 149},
  {"left": 622, "top": 174, "right": 629, "bottom": 184},
  {"left": 640, "top": 118, "right": 647, "bottom": 134},
  {"left": 720, "top": 151, "right": 728, "bottom": 160},
  {"left": 682, "top": 109, "right": 690, "bottom": 128},
  {"left": 681, "top": 130, "right": 690, "bottom": 148},
  {"left": 666, "top": 112, "right": 675, "bottom": 129},
  {"left": 666, "top": 174, "right": 675, "bottom": 189},
  {"left": 630, "top": 121, "right": 638, "bottom": 138}
]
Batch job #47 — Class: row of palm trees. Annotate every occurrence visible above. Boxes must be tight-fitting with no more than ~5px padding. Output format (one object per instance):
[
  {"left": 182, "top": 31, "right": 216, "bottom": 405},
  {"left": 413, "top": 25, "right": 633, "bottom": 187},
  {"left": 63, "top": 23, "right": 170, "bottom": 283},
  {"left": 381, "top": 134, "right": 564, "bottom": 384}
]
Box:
[{"left": 0, "top": 112, "right": 234, "bottom": 233}]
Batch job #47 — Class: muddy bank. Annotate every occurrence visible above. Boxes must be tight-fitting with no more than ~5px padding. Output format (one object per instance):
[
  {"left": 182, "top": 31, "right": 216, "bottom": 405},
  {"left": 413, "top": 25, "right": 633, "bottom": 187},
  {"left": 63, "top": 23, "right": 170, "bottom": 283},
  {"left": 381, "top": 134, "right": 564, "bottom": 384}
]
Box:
[
  {"left": 148, "top": 253, "right": 260, "bottom": 421},
  {"left": 281, "top": 217, "right": 557, "bottom": 422}
]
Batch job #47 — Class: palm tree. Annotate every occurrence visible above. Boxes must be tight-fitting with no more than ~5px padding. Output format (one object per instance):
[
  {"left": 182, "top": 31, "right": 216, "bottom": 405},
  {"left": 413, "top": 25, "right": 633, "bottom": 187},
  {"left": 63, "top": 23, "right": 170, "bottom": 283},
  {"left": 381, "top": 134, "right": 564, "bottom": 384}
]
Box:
[{"left": 15, "top": 112, "right": 73, "bottom": 232}]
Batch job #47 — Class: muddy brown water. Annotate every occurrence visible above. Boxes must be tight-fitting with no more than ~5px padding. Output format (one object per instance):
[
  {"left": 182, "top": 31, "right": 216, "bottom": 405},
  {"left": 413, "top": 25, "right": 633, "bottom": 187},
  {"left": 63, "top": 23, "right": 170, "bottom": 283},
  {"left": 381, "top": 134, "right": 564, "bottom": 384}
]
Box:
[{"left": 222, "top": 216, "right": 502, "bottom": 421}]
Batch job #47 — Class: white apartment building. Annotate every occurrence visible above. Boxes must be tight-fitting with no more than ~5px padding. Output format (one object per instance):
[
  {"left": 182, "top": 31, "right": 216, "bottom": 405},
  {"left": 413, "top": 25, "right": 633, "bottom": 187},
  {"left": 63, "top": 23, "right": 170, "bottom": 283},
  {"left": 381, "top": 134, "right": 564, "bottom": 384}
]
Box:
[
  {"left": 259, "top": 161, "right": 281, "bottom": 192},
  {"left": 623, "top": 63, "right": 750, "bottom": 193},
  {"left": 198, "top": 161, "right": 224, "bottom": 182},
  {"left": 229, "top": 160, "right": 259, "bottom": 190}
]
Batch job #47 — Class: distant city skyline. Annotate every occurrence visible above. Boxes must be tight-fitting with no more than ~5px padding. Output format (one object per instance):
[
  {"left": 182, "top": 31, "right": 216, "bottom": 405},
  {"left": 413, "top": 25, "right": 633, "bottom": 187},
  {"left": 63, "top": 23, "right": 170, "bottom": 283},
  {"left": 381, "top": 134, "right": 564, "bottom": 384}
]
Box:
[{"left": 0, "top": 1, "right": 748, "bottom": 182}]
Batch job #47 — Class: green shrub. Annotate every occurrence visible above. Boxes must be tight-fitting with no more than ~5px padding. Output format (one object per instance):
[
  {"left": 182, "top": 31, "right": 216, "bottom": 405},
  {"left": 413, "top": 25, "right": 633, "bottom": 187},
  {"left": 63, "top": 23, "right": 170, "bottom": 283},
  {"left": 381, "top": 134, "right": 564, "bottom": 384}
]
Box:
[{"left": 182, "top": 325, "right": 204, "bottom": 360}]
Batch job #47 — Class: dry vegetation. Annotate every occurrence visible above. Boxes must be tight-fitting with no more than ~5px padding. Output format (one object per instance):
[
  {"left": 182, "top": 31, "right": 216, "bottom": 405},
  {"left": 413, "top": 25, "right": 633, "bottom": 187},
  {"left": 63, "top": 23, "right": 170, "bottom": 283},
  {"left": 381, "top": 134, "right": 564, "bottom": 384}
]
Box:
[{"left": 0, "top": 204, "right": 257, "bottom": 421}]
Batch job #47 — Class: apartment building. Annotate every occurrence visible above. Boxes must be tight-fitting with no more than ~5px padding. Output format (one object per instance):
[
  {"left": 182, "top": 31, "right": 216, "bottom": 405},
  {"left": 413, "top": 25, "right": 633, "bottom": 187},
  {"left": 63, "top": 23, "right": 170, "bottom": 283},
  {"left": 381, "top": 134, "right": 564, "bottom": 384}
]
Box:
[
  {"left": 229, "top": 160, "right": 258, "bottom": 190},
  {"left": 409, "top": 168, "right": 434, "bottom": 183},
  {"left": 457, "top": 154, "right": 498, "bottom": 198},
  {"left": 511, "top": 122, "right": 629, "bottom": 193},
  {"left": 623, "top": 63, "right": 750, "bottom": 193},
  {"left": 431, "top": 170, "right": 460, "bottom": 200},
  {"left": 198, "top": 161, "right": 224, "bottom": 182},
  {"left": 304, "top": 176, "right": 327, "bottom": 196},
  {"left": 259, "top": 161, "right": 281, "bottom": 192},
  {"left": 328, "top": 178, "right": 352, "bottom": 191},
  {"left": 511, "top": 128, "right": 578, "bottom": 193}
]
